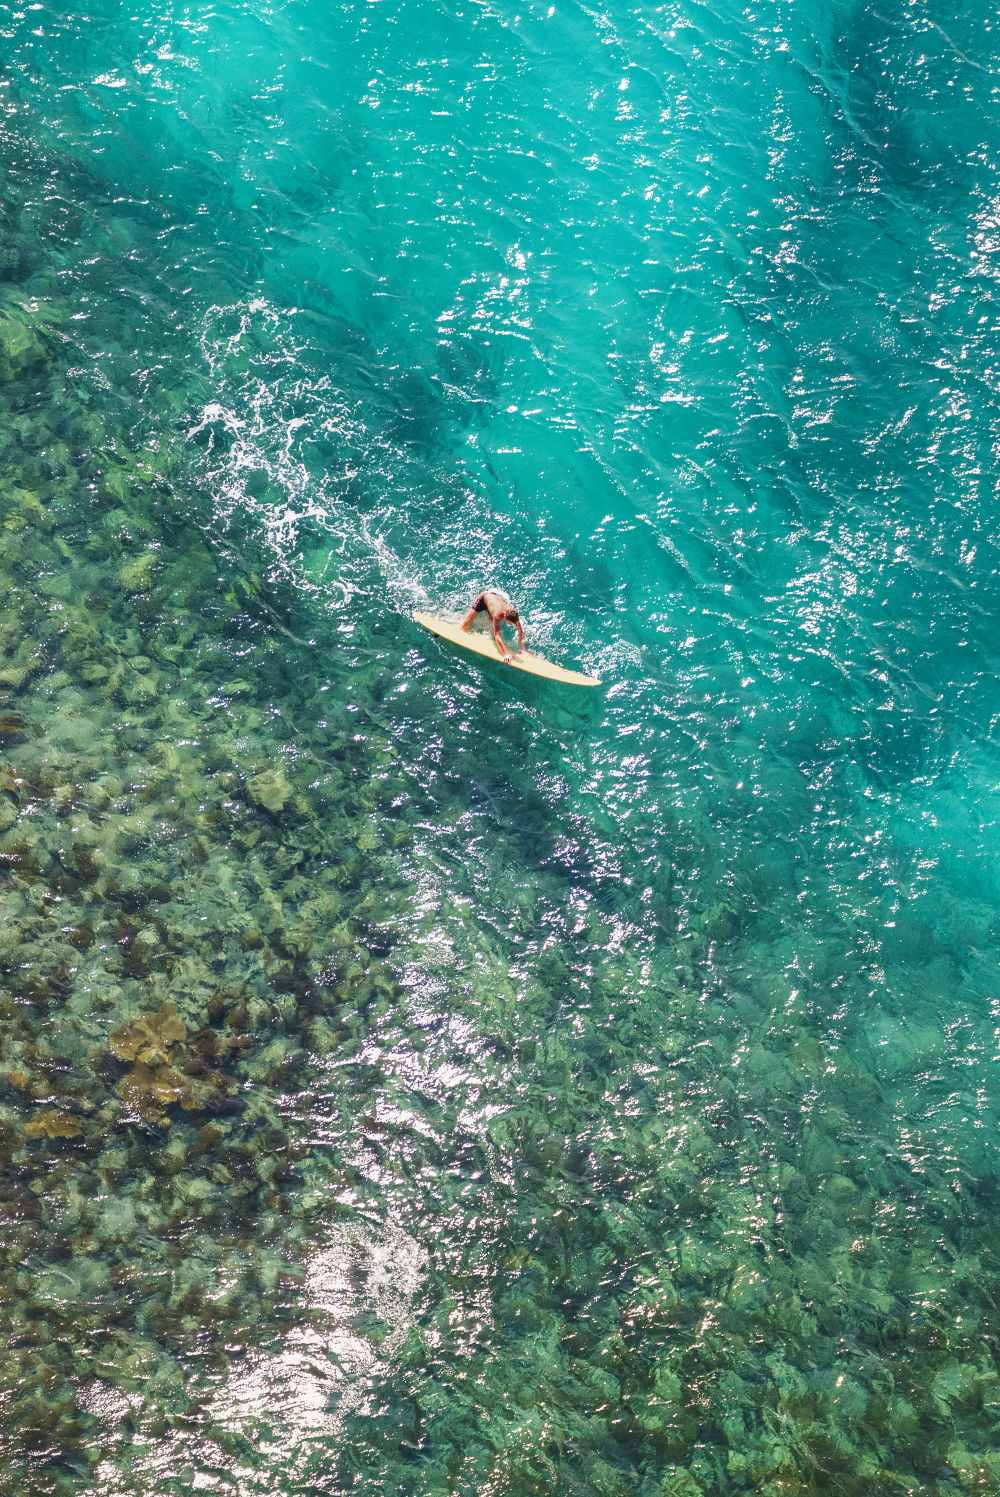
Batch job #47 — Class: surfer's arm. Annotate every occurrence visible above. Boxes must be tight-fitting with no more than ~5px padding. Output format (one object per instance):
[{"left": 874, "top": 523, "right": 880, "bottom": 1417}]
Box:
[
  {"left": 514, "top": 619, "right": 526, "bottom": 650},
  {"left": 491, "top": 622, "right": 512, "bottom": 663}
]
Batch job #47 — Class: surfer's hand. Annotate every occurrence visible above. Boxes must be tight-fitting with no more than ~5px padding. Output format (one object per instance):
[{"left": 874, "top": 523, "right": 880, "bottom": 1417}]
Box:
[{"left": 502, "top": 654, "right": 511, "bottom": 664}]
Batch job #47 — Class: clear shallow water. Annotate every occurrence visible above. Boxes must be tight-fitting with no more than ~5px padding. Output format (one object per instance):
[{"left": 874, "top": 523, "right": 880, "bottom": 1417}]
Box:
[{"left": 1, "top": 0, "right": 1000, "bottom": 1492}]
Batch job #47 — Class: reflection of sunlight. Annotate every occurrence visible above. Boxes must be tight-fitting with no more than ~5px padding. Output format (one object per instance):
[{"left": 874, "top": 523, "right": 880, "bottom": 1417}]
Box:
[
  {"left": 206, "top": 1224, "right": 424, "bottom": 1455},
  {"left": 85, "top": 1222, "right": 425, "bottom": 1496}
]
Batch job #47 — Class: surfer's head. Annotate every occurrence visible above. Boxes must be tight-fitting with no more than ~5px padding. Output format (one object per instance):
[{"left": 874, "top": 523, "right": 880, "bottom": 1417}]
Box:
[{"left": 504, "top": 608, "right": 520, "bottom": 624}]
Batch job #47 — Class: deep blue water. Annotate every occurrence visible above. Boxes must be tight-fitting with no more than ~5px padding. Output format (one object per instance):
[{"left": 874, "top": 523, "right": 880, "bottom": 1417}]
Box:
[{"left": 1, "top": 0, "right": 1000, "bottom": 1492}]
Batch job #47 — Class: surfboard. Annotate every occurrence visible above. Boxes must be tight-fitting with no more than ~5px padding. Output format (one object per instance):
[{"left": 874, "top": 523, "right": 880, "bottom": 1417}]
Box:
[{"left": 413, "top": 612, "right": 602, "bottom": 687}]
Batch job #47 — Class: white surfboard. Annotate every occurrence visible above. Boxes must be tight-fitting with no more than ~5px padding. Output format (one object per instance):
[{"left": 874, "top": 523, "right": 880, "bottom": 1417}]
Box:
[{"left": 414, "top": 612, "right": 602, "bottom": 687}]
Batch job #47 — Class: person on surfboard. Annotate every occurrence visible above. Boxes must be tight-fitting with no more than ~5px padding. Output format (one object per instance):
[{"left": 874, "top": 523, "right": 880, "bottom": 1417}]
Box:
[{"left": 461, "top": 591, "right": 526, "bottom": 665}]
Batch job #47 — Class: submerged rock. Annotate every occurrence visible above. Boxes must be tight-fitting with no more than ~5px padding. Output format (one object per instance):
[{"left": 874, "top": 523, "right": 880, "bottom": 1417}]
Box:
[
  {"left": 0, "top": 295, "right": 45, "bottom": 382},
  {"left": 119, "top": 550, "right": 159, "bottom": 593},
  {"left": 249, "top": 767, "right": 292, "bottom": 813}
]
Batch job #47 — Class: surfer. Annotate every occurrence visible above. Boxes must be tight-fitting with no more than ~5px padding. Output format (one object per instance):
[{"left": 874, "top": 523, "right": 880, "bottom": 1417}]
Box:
[{"left": 461, "top": 591, "right": 525, "bottom": 665}]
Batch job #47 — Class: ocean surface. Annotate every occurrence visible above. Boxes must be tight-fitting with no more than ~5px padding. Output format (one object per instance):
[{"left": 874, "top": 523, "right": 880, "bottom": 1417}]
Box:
[{"left": 0, "top": 0, "right": 999, "bottom": 1492}]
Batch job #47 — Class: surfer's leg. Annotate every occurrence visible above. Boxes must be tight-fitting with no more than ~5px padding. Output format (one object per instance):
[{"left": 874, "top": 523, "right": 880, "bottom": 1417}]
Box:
[{"left": 462, "top": 595, "right": 487, "bottom": 630}]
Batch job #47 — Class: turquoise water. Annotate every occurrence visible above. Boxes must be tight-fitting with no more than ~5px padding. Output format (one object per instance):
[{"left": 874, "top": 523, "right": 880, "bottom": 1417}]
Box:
[{"left": 1, "top": 0, "right": 1000, "bottom": 1491}]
